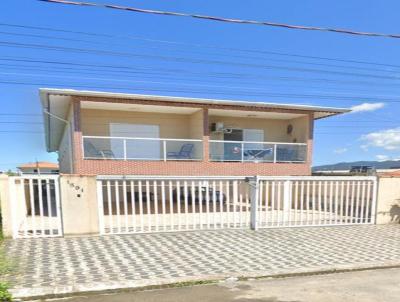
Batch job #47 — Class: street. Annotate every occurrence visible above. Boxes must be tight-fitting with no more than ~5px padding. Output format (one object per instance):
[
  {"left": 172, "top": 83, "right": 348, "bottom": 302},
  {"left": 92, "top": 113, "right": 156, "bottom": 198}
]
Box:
[{"left": 50, "top": 268, "right": 400, "bottom": 302}]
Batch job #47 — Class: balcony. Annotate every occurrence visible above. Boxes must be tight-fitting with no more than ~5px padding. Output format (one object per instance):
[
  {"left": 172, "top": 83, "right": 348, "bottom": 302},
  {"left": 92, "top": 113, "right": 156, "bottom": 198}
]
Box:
[
  {"left": 83, "top": 136, "right": 203, "bottom": 161},
  {"left": 82, "top": 136, "right": 307, "bottom": 163},
  {"left": 209, "top": 140, "right": 307, "bottom": 163}
]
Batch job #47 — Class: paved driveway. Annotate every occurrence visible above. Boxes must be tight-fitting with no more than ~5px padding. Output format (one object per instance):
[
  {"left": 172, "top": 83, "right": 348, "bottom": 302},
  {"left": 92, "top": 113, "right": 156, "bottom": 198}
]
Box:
[{"left": 2, "top": 225, "right": 400, "bottom": 299}]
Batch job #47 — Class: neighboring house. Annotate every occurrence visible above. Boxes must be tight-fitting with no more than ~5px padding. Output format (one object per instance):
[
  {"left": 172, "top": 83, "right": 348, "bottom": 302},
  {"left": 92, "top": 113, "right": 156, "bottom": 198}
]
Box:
[
  {"left": 17, "top": 161, "right": 59, "bottom": 175},
  {"left": 40, "top": 88, "right": 349, "bottom": 176}
]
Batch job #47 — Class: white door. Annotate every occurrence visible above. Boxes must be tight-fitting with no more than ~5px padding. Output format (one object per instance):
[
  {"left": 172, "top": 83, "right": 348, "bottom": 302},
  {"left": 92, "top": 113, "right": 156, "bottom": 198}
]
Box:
[
  {"left": 109, "top": 123, "right": 160, "bottom": 159},
  {"left": 243, "top": 129, "right": 264, "bottom": 140}
]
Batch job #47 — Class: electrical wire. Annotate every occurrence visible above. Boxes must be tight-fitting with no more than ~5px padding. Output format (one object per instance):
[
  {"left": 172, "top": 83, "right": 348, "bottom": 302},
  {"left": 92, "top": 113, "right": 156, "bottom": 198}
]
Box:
[{"left": 39, "top": 0, "right": 400, "bottom": 39}]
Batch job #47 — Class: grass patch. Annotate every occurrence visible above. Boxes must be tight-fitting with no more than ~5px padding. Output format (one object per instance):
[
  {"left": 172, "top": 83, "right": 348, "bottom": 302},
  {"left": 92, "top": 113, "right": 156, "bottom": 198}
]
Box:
[{"left": 0, "top": 283, "right": 11, "bottom": 302}]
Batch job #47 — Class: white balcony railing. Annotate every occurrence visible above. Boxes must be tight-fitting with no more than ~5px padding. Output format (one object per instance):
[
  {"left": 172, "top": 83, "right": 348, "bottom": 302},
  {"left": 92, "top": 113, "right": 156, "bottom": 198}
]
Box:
[
  {"left": 83, "top": 136, "right": 203, "bottom": 161},
  {"left": 209, "top": 140, "right": 307, "bottom": 163}
]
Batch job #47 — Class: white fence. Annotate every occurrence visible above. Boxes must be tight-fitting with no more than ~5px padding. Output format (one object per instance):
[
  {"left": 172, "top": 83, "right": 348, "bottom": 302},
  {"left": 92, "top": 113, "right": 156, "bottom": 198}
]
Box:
[
  {"left": 256, "top": 176, "right": 377, "bottom": 228},
  {"left": 6, "top": 175, "right": 377, "bottom": 238},
  {"left": 9, "top": 175, "right": 63, "bottom": 238},
  {"left": 97, "top": 176, "right": 251, "bottom": 234},
  {"left": 97, "top": 176, "right": 377, "bottom": 234}
]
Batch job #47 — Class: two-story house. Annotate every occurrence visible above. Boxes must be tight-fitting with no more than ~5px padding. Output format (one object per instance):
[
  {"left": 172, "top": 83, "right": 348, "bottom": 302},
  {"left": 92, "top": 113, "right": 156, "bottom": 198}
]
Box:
[{"left": 40, "top": 88, "right": 349, "bottom": 176}]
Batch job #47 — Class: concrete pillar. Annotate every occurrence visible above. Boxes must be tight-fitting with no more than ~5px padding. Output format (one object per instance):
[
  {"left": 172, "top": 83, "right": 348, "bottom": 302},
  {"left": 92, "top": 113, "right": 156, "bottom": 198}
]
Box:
[
  {"left": 202, "top": 108, "right": 210, "bottom": 162},
  {"left": 376, "top": 176, "right": 400, "bottom": 224},
  {"left": 248, "top": 177, "right": 259, "bottom": 230},
  {"left": 59, "top": 174, "right": 100, "bottom": 235},
  {"left": 0, "top": 175, "right": 13, "bottom": 238}
]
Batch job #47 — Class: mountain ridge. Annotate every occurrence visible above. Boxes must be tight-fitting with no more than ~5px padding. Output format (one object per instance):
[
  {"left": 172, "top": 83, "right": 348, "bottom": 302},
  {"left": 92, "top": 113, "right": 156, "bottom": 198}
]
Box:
[{"left": 313, "top": 160, "right": 400, "bottom": 171}]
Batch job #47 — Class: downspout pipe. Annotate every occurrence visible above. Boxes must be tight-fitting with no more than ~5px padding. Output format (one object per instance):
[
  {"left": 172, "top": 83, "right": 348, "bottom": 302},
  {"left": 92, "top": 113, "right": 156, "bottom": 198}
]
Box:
[{"left": 43, "top": 110, "right": 74, "bottom": 173}]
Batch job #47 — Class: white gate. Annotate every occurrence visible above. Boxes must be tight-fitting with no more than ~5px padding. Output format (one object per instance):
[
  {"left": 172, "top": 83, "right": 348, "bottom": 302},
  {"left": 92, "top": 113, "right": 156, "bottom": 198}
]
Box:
[
  {"left": 256, "top": 176, "right": 377, "bottom": 228},
  {"left": 96, "top": 176, "right": 378, "bottom": 235},
  {"left": 97, "top": 176, "right": 251, "bottom": 234},
  {"left": 9, "top": 175, "right": 63, "bottom": 238}
]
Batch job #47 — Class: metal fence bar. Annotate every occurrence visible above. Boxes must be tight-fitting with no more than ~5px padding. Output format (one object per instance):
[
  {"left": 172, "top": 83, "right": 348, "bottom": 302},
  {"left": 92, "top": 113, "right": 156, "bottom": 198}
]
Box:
[
  {"left": 130, "top": 181, "right": 136, "bottom": 233},
  {"left": 115, "top": 180, "right": 121, "bottom": 233},
  {"left": 345, "top": 180, "right": 350, "bottom": 224},
  {"left": 206, "top": 181, "right": 211, "bottom": 229},
  {"left": 184, "top": 181, "right": 189, "bottom": 230},
  {"left": 54, "top": 177, "right": 62, "bottom": 236},
  {"left": 153, "top": 180, "right": 159, "bottom": 232},
  {"left": 370, "top": 178, "right": 378, "bottom": 224},
  {"left": 28, "top": 179, "right": 36, "bottom": 237},
  {"left": 198, "top": 181, "right": 203, "bottom": 229},
  {"left": 360, "top": 181, "right": 366, "bottom": 224},
  {"left": 37, "top": 179, "right": 45, "bottom": 235},
  {"left": 97, "top": 180, "right": 105, "bottom": 235},
  {"left": 176, "top": 180, "right": 181, "bottom": 230},
  {"left": 20, "top": 179, "right": 28, "bottom": 237},
  {"left": 339, "top": 181, "right": 344, "bottom": 224},
  {"left": 219, "top": 181, "right": 223, "bottom": 228},
  {"left": 138, "top": 180, "right": 144, "bottom": 231},
  {"left": 123, "top": 181, "right": 128, "bottom": 232},
  {"left": 106, "top": 181, "right": 113, "bottom": 233},
  {"left": 365, "top": 181, "right": 371, "bottom": 223}
]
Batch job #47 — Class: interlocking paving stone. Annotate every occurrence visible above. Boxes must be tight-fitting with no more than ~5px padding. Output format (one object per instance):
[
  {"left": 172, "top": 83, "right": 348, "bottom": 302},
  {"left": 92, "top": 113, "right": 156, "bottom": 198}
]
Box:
[{"left": 1, "top": 225, "right": 400, "bottom": 297}]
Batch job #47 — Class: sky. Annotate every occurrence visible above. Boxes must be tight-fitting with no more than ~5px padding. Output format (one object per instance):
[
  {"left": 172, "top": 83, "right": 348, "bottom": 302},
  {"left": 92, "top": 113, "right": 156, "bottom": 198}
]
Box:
[{"left": 0, "top": 0, "right": 400, "bottom": 171}]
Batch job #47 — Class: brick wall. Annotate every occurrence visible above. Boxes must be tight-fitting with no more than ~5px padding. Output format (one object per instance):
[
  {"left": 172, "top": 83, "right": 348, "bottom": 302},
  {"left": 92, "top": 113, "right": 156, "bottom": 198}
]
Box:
[{"left": 73, "top": 158, "right": 311, "bottom": 176}]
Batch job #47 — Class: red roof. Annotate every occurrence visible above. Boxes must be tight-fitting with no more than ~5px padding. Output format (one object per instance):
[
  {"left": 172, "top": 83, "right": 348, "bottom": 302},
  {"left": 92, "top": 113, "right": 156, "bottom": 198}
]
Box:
[
  {"left": 18, "top": 162, "right": 59, "bottom": 169},
  {"left": 379, "top": 170, "right": 400, "bottom": 177}
]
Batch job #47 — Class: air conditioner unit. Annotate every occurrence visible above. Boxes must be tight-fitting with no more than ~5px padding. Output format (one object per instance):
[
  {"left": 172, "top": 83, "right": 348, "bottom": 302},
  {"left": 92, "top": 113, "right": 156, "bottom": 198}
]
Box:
[
  {"left": 216, "top": 122, "right": 224, "bottom": 131},
  {"left": 210, "top": 122, "right": 224, "bottom": 132}
]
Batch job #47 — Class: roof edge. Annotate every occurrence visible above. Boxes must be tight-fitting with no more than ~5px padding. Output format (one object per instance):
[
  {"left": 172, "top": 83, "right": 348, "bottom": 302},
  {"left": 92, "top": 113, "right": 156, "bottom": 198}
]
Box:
[{"left": 39, "top": 88, "right": 350, "bottom": 115}]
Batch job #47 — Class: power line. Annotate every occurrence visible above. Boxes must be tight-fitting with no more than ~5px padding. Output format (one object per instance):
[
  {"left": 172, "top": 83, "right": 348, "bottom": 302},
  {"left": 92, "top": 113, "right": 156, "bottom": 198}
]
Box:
[
  {"left": 4, "top": 57, "right": 400, "bottom": 90},
  {"left": 40, "top": 0, "right": 400, "bottom": 39},
  {"left": 2, "top": 31, "right": 400, "bottom": 75},
  {"left": 3, "top": 40, "right": 400, "bottom": 82},
  {"left": 1, "top": 79, "right": 400, "bottom": 103},
  {"left": 2, "top": 22, "right": 400, "bottom": 69},
  {"left": 4, "top": 70, "right": 400, "bottom": 101}
]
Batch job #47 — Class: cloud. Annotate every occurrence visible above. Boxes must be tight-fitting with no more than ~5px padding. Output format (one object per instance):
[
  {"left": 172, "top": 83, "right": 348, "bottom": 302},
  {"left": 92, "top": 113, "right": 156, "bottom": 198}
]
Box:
[
  {"left": 376, "top": 154, "right": 390, "bottom": 161},
  {"left": 333, "top": 148, "right": 348, "bottom": 154},
  {"left": 360, "top": 127, "right": 400, "bottom": 150},
  {"left": 350, "top": 102, "right": 385, "bottom": 113}
]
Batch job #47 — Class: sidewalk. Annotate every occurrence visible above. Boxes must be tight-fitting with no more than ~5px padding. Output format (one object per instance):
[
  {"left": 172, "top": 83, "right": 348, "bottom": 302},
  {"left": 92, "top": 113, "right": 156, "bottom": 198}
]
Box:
[
  {"left": 2, "top": 225, "right": 400, "bottom": 299},
  {"left": 49, "top": 268, "right": 400, "bottom": 302}
]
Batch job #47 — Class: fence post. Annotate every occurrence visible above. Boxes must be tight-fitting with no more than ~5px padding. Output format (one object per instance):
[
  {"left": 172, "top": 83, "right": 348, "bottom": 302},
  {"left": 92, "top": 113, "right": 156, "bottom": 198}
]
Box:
[
  {"left": 370, "top": 177, "right": 378, "bottom": 224},
  {"left": 123, "top": 139, "right": 127, "bottom": 160},
  {"left": 8, "top": 177, "right": 19, "bottom": 239},
  {"left": 283, "top": 180, "right": 291, "bottom": 211},
  {"left": 96, "top": 180, "right": 105, "bottom": 235},
  {"left": 241, "top": 142, "right": 244, "bottom": 163},
  {"left": 249, "top": 176, "right": 259, "bottom": 230},
  {"left": 163, "top": 140, "right": 167, "bottom": 162}
]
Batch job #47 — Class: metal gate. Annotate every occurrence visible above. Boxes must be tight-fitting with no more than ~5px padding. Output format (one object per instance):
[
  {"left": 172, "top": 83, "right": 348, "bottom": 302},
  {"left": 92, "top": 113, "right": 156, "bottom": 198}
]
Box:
[
  {"left": 97, "top": 176, "right": 378, "bottom": 235},
  {"left": 9, "top": 175, "right": 63, "bottom": 238},
  {"left": 97, "top": 176, "right": 251, "bottom": 234},
  {"left": 256, "top": 176, "right": 377, "bottom": 228}
]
